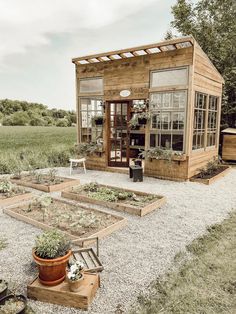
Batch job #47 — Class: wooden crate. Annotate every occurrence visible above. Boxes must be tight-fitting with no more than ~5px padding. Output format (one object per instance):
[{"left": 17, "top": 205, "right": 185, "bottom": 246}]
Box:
[
  {"left": 190, "top": 166, "right": 231, "bottom": 185},
  {"left": 0, "top": 192, "right": 33, "bottom": 208},
  {"left": 27, "top": 273, "right": 99, "bottom": 310},
  {"left": 3, "top": 198, "right": 127, "bottom": 243},
  {"left": 62, "top": 184, "right": 166, "bottom": 217},
  {"left": 72, "top": 247, "right": 104, "bottom": 273},
  {"left": 10, "top": 177, "right": 80, "bottom": 193}
]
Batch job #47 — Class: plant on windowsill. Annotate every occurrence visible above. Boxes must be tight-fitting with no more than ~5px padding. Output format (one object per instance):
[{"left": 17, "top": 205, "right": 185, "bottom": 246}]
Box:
[
  {"left": 139, "top": 147, "right": 185, "bottom": 162},
  {"left": 92, "top": 115, "right": 104, "bottom": 126}
]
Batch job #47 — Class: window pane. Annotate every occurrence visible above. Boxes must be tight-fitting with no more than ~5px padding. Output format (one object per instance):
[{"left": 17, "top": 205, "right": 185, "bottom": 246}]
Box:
[
  {"left": 151, "top": 68, "right": 188, "bottom": 87},
  {"left": 160, "top": 134, "right": 171, "bottom": 149},
  {"left": 172, "top": 135, "right": 183, "bottom": 151},
  {"left": 79, "top": 78, "right": 103, "bottom": 93}
]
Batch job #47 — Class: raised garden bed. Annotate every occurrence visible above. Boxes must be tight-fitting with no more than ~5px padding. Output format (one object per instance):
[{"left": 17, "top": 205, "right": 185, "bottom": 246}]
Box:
[
  {"left": 10, "top": 169, "right": 80, "bottom": 192},
  {"left": 61, "top": 182, "right": 166, "bottom": 217},
  {"left": 3, "top": 196, "right": 126, "bottom": 241},
  {"left": 190, "top": 165, "right": 231, "bottom": 185},
  {"left": 0, "top": 179, "right": 32, "bottom": 207}
]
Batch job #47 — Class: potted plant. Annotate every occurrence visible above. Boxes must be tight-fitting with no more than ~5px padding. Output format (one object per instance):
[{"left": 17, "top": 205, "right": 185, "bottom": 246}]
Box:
[
  {"left": 92, "top": 115, "right": 104, "bottom": 126},
  {"left": 0, "top": 294, "right": 27, "bottom": 314},
  {"left": 0, "top": 280, "right": 8, "bottom": 299},
  {"left": 32, "top": 229, "right": 71, "bottom": 286},
  {"left": 67, "top": 260, "right": 84, "bottom": 292}
]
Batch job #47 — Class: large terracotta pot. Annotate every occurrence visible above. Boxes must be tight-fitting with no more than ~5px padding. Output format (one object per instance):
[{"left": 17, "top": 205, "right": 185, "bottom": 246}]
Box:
[{"left": 32, "top": 249, "right": 72, "bottom": 286}]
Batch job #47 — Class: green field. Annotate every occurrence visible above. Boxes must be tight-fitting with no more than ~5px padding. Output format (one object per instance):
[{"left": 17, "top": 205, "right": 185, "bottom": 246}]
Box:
[
  {"left": 132, "top": 212, "right": 236, "bottom": 314},
  {"left": 0, "top": 126, "right": 77, "bottom": 174}
]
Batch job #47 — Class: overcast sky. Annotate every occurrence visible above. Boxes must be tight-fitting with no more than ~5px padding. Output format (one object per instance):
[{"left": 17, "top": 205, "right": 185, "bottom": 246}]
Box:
[{"left": 0, "top": 0, "right": 179, "bottom": 110}]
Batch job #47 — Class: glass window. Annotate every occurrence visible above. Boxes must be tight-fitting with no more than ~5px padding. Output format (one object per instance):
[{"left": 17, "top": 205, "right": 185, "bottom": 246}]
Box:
[
  {"left": 192, "top": 92, "right": 207, "bottom": 150},
  {"left": 151, "top": 68, "right": 188, "bottom": 88},
  {"left": 79, "top": 78, "right": 103, "bottom": 93},
  {"left": 80, "top": 98, "right": 103, "bottom": 143},
  {"left": 150, "top": 90, "right": 187, "bottom": 151},
  {"left": 207, "top": 96, "right": 218, "bottom": 147}
]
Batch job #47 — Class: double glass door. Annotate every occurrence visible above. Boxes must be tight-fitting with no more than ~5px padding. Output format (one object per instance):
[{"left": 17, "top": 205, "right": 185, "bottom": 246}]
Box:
[{"left": 107, "top": 101, "right": 131, "bottom": 167}]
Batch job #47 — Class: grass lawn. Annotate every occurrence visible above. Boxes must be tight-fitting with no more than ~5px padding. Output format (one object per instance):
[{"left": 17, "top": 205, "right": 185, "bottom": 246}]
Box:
[
  {"left": 0, "top": 126, "right": 77, "bottom": 174},
  {"left": 132, "top": 212, "right": 236, "bottom": 314}
]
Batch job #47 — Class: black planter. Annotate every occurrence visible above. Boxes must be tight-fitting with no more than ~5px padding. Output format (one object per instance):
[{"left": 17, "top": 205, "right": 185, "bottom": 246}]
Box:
[
  {"left": 0, "top": 294, "right": 27, "bottom": 314},
  {"left": 138, "top": 118, "right": 147, "bottom": 125},
  {"left": 134, "top": 159, "right": 142, "bottom": 167},
  {"left": 0, "top": 280, "right": 8, "bottom": 300},
  {"left": 95, "top": 119, "right": 103, "bottom": 126}
]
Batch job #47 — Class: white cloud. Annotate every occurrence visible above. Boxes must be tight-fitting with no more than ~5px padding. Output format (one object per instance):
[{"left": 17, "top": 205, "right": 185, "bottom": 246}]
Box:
[{"left": 0, "top": 0, "right": 158, "bottom": 65}]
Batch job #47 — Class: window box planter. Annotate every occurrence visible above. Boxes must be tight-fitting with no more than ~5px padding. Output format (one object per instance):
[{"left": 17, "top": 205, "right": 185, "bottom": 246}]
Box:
[
  {"left": 61, "top": 183, "right": 166, "bottom": 217},
  {"left": 190, "top": 165, "right": 231, "bottom": 185},
  {"left": 3, "top": 198, "right": 126, "bottom": 242}
]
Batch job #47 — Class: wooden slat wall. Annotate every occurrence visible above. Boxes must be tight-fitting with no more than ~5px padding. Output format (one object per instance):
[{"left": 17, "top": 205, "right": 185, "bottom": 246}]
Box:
[
  {"left": 222, "top": 135, "right": 236, "bottom": 161},
  {"left": 188, "top": 149, "right": 218, "bottom": 177}
]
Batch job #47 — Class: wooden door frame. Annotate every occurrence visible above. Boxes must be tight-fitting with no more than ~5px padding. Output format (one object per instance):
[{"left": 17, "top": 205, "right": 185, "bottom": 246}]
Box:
[{"left": 106, "top": 100, "right": 132, "bottom": 167}]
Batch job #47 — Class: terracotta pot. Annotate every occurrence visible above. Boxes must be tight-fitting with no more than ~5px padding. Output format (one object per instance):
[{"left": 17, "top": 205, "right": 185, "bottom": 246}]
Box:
[
  {"left": 68, "top": 275, "right": 84, "bottom": 292},
  {"left": 32, "top": 249, "right": 71, "bottom": 286},
  {"left": 0, "top": 294, "right": 27, "bottom": 314}
]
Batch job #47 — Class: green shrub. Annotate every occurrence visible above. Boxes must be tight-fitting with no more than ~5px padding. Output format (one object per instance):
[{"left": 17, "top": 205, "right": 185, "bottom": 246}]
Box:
[
  {"left": 30, "top": 116, "right": 46, "bottom": 126},
  {"left": 34, "top": 229, "right": 71, "bottom": 259},
  {"left": 56, "top": 118, "right": 69, "bottom": 127}
]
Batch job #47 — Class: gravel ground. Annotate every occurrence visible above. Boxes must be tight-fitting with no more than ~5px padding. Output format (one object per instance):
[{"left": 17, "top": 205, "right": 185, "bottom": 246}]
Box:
[{"left": 0, "top": 167, "right": 236, "bottom": 314}]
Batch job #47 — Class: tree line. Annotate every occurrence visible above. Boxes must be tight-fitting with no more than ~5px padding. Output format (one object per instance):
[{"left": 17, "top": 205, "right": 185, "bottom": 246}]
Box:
[
  {"left": 167, "top": 0, "right": 236, "bottom": 129},
  {"left": 0, "top": 99, "right": 76, "bottom": 127}
]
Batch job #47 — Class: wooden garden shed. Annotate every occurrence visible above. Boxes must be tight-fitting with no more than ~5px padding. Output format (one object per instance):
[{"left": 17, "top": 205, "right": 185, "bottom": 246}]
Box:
[
  {"left": 72, "top": 36, "right": 224, "bottom": 181},
  {"left": 222, "top": 128, "right": 236, "bottom": 161}
]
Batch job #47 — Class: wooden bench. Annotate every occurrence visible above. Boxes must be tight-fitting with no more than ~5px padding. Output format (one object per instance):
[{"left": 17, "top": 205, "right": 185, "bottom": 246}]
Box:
[{"left": 69, "top": 158, "right": 86, "bottom": 175}]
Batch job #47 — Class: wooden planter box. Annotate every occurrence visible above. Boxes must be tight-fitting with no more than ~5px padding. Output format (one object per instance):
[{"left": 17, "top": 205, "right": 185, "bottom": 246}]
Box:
[
  {"left": 27, "top": 273, "right": 99, "bottom": 310},
  {"left": 10, "top": 177, "right": 80, "bottom": 193},
  {"left": 190, "top": 166, "right": 231, "bottom": 185},
  {"left": 3, "top": 198, "right": 126, "bottom": 243},
  {"left": 0, "top": 192, "right": 33, "bottom": 207},
  {"left": 62, "top": 185, "right": 166, "bottom": 217}
]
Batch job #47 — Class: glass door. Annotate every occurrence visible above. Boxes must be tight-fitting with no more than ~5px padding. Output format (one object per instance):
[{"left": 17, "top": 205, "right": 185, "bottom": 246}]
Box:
[{"left": 108, "top": 101, "right": 130, "bottom": 167}]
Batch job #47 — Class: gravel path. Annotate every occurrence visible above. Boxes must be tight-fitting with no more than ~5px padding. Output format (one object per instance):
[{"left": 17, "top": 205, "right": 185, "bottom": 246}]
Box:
[{"left": 0, "top": 167, "right": 235, "bottom": 314}]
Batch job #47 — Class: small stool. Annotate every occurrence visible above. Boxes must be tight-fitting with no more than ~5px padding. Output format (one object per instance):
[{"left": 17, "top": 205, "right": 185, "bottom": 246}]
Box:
[
  {"left": 129, "top": 165, "right": 143, "bottom": 182},
  {"left": 69, "top": 158, "right": 86, "bottom": 175}
]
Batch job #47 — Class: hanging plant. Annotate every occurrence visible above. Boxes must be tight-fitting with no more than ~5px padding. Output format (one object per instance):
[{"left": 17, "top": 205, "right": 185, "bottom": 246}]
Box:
[{"left": 92, "top": 115, "right": 104, "bottom": 126}]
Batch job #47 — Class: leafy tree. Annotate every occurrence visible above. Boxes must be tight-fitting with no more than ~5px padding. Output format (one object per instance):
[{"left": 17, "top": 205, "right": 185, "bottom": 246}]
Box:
[
  {"left": 30, "top": 116, "right": 46, "bottom": 126},
  {"left": 11, "top": 111, "right": 29, "bottom": 125},
  {"left": 169, "top": 0, "right": 236, "bottom": 127},
  {"left": 56, "top": 118, "right": 69, "bottom": 127}
]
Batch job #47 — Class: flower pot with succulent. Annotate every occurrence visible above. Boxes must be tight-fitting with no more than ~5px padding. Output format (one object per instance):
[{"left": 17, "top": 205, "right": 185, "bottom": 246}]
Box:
[
  {"left": 32, "top": 229, "right": 71, "bottom": 286},
  {"left": 0, "top": 280, "right": 8, "bottom": 300},
  {"left": 0, "top": 294, "right": 27, "bottom": 314},
  {"left": 67, "top": 260, "right": 84, "bottom": 292}
]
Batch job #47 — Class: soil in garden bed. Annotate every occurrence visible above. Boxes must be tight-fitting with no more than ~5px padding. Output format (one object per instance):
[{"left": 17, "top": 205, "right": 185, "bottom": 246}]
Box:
[
  {"left": 194, "top": 166, "right": 228, "bottom": 179},
  {"left": 70, "top": 183, "right": 160, "bottom": 207},
  {"left": 11, "top": 199, "right": 120, "bottom": 237},
  {"left": 11, "top": 174, "right": 72, "bottom": 186}
]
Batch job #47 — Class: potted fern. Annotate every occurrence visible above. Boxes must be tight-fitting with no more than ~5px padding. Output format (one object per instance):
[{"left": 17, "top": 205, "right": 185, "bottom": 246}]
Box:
[{"left": 32, "top": 229, "right": 71, "bottom": 286}]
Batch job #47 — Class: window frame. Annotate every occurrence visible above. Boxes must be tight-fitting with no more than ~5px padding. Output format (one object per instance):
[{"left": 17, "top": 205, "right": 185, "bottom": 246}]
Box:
[
  {"left": 149, "top": 89, "right": 188, "bottom": 152},
  {"left": 79, "top": 77, "right": 104, "bottom": 95},
  {"left": 150, "top": 66, "right": 189, "bottom": 90},
  {"left": 79, "top": 97, "right": 104, "bottom": 143},
  {"left": 192, "top": 92, "right": 220, "bottom": 152}
]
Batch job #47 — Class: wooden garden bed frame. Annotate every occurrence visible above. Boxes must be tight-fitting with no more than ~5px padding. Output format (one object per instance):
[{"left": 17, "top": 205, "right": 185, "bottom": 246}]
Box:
[
  {"left": 27, "top": 273, "right": 99, "bottom": 310},
  {"left": 3, "top": 198, "right": 127, "bottom": 243},
  {"left": 62, "top": 184, "right": 166, "bottom": 217},
  {"left": 190, "top": 166, "right": 231, "bottom": 185},
  {"left": 10, "top": 177, "right": 80, "bottom": 192},
  {"left": 0, "top": 192, "right": 33, "bottom": 208}
]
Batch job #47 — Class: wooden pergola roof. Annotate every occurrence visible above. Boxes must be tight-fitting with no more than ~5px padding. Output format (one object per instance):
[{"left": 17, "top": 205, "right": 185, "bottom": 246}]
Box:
[{"left": 72, "top": 36, "right": 194, "bottom": 65}]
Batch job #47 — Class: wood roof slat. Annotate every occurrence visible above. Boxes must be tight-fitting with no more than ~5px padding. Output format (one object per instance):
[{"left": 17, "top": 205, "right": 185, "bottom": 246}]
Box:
[{"left": 72, "top": 36, "right": 194, "bottom": 63}]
